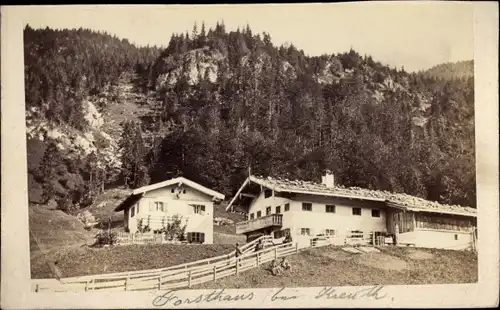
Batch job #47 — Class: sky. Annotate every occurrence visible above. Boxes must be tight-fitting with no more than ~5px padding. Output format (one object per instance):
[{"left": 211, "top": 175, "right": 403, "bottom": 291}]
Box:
[{"left": 19, "top": 3, "right": 474, "bottom": 72}]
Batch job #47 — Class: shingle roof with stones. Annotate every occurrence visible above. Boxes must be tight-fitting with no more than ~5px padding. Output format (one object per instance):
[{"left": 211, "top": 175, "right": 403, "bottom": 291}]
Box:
[{"left": 249, "top": 175, "right": 476, "bottom": 217}]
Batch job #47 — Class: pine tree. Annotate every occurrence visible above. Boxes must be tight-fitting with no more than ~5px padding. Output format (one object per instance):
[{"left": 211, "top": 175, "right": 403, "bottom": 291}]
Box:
[
  {"left": 192, "top": 22, "right": 198, "bottom": 41},
  {"left": 38, "top": 142, "right": 65, "bottom": 204}
]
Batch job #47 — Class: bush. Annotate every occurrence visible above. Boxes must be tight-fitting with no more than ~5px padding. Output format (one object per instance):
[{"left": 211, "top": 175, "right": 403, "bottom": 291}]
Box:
[
  {"left": 94, "top": 229, "right": 118, "bottom": 246},
  {"left": 156, "top": 214, "right": 187, "bottom": 241},
  {"left": 76, "top": 210, "right": 96, "bottom": 229},
  {"left": 77, "top": 210, "right": 95, "bottom": 223},
  {"left": 137, "top": 218, "right": 151, "bottom": 234},
  {"left": 56, "top": 196, "right": 77, "bottom": 213},
  {"left": 93, "top": 218, "right": 117, "bottom": 247}
]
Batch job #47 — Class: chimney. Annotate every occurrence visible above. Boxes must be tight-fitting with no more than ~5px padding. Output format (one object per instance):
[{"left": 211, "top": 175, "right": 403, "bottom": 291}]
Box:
[{"left": 322, "top": 170, "right": 335, "bottom": 188}]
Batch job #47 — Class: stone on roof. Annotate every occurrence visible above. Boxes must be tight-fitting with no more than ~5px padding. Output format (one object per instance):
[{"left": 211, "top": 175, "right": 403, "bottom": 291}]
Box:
[{"left": 249, "top": 175, "right": 476, "bottom": 217}]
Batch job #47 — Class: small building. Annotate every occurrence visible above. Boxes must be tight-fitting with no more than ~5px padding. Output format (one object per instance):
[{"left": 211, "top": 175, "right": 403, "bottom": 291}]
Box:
[
  {"left": 115, "top": 177, "right": 225, "bottom": 244},
  {"left": 226, "top": 172, "right": 477, "bottom": 250}
]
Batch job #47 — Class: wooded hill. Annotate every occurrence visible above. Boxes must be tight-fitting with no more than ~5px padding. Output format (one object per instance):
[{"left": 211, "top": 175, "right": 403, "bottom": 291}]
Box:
[
  {"left": 422, "top": 60, "right": 473, "bottom": 81},
  {"left": 24, "top": 22, "right": 476, "bottom": 213}
]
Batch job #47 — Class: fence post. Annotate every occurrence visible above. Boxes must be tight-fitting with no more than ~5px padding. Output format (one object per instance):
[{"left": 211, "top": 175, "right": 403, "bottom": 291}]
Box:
[
  {"left": 256, "top": 253, "right": 260, "bottom": 267},
  {"left": 213, "top": 265, "right": 217, "bottom": 281},
  {"left": 472, "top": 230, "right": 477, "bottom": 252},
  {"left": 372, "top": 232, "right": 375, "bottom": 246},
  {"left": 188, "top": 269, "right": 192, "bottom": 288},
  {"left": 85, "top": 280, "right": 89, "bottom": 292},
  {"left": 295, "top": 242, "right": 299, "bottom": 253},
  {"left": 125, "top": 275, "right": 129, "bottom": 291},
  {"left": 158, "top": 276, "right": 162, "bottom": 290},
  {"left": 35, "top": 284, "right": 39, "bottom": 293},
  {"left": 274, "top": 247, "right": 278, "bottom": 260},
  {"left": 236, "top": 258, "right": 240, "bottom": 275}
]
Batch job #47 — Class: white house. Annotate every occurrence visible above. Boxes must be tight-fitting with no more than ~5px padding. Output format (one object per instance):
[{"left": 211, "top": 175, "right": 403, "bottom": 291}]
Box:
[
  {"left": 226, "top": 172, "right": 477, "bottom": 250},
  {"left": 115, "top": 177, "right": 225, "bottom": 244}
]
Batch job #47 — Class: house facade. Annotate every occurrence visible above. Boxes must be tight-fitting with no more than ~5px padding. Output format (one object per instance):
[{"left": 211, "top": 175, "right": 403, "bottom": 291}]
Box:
[
  {"left": 115, "top": 177, "right": 225, "bottom": 244},
  {"left": 226, "top": 172, "right": 477, "bottom": 250}
]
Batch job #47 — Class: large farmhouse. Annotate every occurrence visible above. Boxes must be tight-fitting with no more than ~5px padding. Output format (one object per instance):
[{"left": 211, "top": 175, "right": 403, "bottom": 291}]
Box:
[
  {"left": 226, "top": 172, "right": 477, "bottom": 250},
  {"left": 115, "top": 177, "right": 225, "bottom": 244}
]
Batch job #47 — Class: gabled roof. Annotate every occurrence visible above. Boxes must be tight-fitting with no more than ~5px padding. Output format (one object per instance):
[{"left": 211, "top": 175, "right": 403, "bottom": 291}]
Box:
[
  {"left": 115, "top": 177, "right": 225, "bottom": 212},
  {"left": 226, "top": 175, "right": 477, "bottom": 218}
]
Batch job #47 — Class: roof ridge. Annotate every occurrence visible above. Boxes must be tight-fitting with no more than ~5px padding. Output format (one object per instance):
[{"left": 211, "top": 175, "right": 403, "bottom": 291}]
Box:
[{"left": 250, "top": 173, "right": 474, "bottom": 213}]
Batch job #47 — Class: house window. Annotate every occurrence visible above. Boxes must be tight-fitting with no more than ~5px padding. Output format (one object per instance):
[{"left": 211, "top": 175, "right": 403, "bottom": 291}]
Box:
[
  {"left": 325, "top": 229, "right": 336, "bottom": 236},
  {"left": 371, "top": 209, "right": 381, "bottom": 218},
  {"left": 250, "top": 213, "right": 255, "bottom": 220},
  {"left": 352, "top": 207, "right": 362, "bottom": 216},
  {"left": 151, "top": 202, "right": 165, "bottom": 212},
  {"left": 276, "top": 206, "right": 281, "bottom": 214},
  {"left": 264, "top": 189, "right": 272, "bottom": 198},
  {"left": 257, "top": 211, "right": 262, "bottom": 218},
  {"left": 131, "top": 206, "right": 135, "bottom": 217},
  {"left": 454, "top": 234, "right": 458, "bottom": 240},
  {"left": 351, "top": 230, "right": 363, "bottom": 238},
  {"left": 187, "top": 232, "right": 205, "bottom": 243},
  {"left": 302, "top": 203, "right": 312, "bottom": 211},
  {"left": 171, "top": 188, "right": 175, "bottom": 193},
  {"left": 301, "top": 228, "right": 311, "bottom": 236},
  {"left": 325, "top": 205, "right": 336, "bottom": 213},
  {"left": 284, "top": 203, "right": 290, "bottom": 212},
  {"left": 266, "top": 206, "right": 272, "bottom": 215},
  {"left": 191, "top": 204, "right": 205, "bottom": 215}
]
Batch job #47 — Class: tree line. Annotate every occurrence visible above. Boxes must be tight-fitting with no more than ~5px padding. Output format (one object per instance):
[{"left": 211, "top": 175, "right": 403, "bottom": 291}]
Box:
[{"left": 25, "top": 23, "right": 476, "bottom": 211}]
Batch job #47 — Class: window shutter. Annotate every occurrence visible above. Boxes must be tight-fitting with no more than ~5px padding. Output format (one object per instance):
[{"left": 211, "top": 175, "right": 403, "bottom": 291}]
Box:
[
  {"left": 149, "top": 202, "right": 154, "bottom": 211},
  {"left": 201, "top": 205, "right": 205, "bottom": 212},
  {"left": 201, "top": 233, "right": 205, "bottom": 243},
  {"left": 295, "top": 228, "right": 301, "bottom": 236}
]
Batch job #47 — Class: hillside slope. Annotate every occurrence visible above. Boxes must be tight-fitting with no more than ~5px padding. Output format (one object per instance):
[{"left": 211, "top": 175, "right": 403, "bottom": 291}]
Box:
[
  {"left": 423, "top": 60, "right": 473, "bottom": 80},
  {"left": 145, "top": 25, "right": 476, "bottom": 208},
  {"left": 193, "top": 245, "right": 477, "bottom": 289},
  {"left": 25, "top": 24, "right": 476, "bottom": 216}
]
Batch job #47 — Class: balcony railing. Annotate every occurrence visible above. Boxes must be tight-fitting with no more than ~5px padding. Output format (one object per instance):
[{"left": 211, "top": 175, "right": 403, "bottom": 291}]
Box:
[{"left": 236, "top": 214, "right": 283, "bottom": 235}]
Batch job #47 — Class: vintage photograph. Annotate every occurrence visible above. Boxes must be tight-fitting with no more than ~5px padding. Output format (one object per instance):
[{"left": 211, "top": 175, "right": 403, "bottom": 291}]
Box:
[{"left": 23, "top": 4, "right": 479, "bottom": 294}]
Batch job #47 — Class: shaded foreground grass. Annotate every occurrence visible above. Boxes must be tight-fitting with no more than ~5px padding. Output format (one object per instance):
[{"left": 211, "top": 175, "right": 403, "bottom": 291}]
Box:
[
  {"left": 31, "top": 243, "right": 235, "bottom": 279},
  {"left": 193, "top": 245, "right": 478, "bottom": 289}
]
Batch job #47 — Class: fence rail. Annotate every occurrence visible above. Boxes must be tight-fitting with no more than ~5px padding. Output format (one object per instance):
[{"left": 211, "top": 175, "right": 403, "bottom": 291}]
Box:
[
  {"left": 32, "top": 230, "right": 474, "bottom": 292},
  {"left": 31, "top": 233, "right": 378, "bottom": 292},
  {"left": 115, "top": 232, "right": 187, "bottom": 245},
  {"left": 32, "top": 234, "right": 296, "bottom": 292}
]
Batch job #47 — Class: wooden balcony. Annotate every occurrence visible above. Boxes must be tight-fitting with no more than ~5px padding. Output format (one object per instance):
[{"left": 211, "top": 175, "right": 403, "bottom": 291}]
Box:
[{"left": 236, "top": 214, "right": 283, "bottom": 235}]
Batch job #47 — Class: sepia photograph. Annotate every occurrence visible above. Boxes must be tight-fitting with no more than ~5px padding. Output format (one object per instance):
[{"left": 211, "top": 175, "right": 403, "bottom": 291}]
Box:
[{"left": 1, "top": 2, "right": 498, "bottom": 309}]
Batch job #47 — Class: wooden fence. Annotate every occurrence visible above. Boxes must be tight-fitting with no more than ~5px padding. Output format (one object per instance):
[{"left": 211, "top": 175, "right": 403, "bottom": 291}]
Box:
[
  {"left": 115, "top": 231, "right": 184, "bottom": 245},
  {"left": 31, "top": 233, "right": 385, "bottom": 292},
  {"left": 34, "top": 230, "right": 472, "bottom": 292},
  {"left": 32, "top": 235, "right": 275, "bottom": 292}
]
